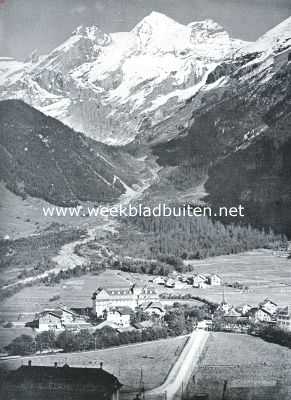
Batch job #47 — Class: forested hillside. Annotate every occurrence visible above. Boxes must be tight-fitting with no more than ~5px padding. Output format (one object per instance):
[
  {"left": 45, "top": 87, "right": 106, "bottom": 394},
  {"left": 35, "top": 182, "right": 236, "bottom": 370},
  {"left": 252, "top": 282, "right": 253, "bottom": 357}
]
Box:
[
  {"left": 111, "top": 212, "right": 286, "bottom": 267},
  {"left": 0, "top": 100, "right": 139, "bottom": 206}
]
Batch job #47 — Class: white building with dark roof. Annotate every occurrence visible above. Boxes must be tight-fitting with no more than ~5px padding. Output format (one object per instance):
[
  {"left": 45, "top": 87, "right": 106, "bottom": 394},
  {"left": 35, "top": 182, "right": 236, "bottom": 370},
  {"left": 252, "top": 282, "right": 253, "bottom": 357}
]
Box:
[
  {"left": 33, "top": 307, "right": 90, "bottom": 332},
  {"left": 92, "top": 285, "right": 158, "bottom": 317},
  {"left": 106, "top": 307, "right": 132, "bottom": 327}
]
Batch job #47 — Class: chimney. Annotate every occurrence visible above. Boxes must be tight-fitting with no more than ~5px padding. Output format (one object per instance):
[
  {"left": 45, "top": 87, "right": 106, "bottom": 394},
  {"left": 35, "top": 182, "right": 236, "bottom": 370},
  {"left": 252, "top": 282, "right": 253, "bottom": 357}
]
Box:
[
  {"left": 100, "top": 362, "right": 103, "bottom": 369},
  {"left": 28, "top": 360, "right": 32, "bottom": 367},
  {"left": 54, "top": 362, "right": 58, "bottom": 368}
]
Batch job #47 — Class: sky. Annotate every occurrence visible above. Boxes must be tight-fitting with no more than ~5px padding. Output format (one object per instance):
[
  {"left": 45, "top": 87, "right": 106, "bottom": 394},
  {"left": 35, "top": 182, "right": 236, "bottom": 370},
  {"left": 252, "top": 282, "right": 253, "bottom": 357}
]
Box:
[{"left": 0, "top": 0, "right": 290, "bottom": 59}]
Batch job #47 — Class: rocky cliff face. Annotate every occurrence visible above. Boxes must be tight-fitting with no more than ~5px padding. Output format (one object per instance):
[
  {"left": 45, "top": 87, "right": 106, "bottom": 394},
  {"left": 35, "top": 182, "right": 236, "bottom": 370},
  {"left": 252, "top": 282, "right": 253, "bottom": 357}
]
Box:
[
  {"left": 151, "top": 18, "right": 291, "bottom": 235},
  {"left": 0, "top": 12, "right": 248, "bottom": 145}
]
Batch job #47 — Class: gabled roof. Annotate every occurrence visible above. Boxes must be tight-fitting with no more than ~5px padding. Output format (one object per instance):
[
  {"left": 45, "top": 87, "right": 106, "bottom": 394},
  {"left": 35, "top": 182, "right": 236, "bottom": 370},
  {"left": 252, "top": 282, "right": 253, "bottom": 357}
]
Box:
[
  {"left": 278, "top": 305, "right": 291, "bottom": 314},
  {"left": 38, "top": 307, "right": 79, "bottom": 320},
  {"left": 95, "top": 320, "right": 118, "bottom": 330},
  {"left": 58, "top": 307, "right": 79, "bottom": 316},
  {"left": 109, "top": 306, "right": 133, "bottom": 316},
  {"left": 144, "top": 301, "right": 164, "bottom": 311},
  {"left": 38, "top": 309, "right": 62, "bottom": 319},
  {"left": 248, "top": 307, "right": 273, "bottom": 317},
  {"left": 225, "top": 308, "right": 242, "bottom": 317},
  {"left": 193, "top": 274, "right": 207, "bottom": 281},
  {"left": 211, "top": 274, "right": 222, "bottom": 279},
  {"left": 260, "top": 298, "right": 278, "bottom": 307},
  {"left": 6, "top": 365, "right": 122, "bottom": 391},
  {"left": 92, "top": 287, "right": 133, "bottom": 299}
]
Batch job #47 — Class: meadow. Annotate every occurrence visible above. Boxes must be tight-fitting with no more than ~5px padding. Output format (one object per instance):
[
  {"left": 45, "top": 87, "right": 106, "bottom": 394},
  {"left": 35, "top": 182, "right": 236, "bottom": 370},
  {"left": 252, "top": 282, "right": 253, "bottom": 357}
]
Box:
[
  {"left": 0, "top": 270, "right": 130, "bottom": 327},
  {"left": 0, "top": 335, "right": 188, "bottom": 392},
  {"left": 183, "top": 249, "right": 291, "bottom": 306},
  {"left": 188, "top": 332, "right": 291, "bottom": 400}
]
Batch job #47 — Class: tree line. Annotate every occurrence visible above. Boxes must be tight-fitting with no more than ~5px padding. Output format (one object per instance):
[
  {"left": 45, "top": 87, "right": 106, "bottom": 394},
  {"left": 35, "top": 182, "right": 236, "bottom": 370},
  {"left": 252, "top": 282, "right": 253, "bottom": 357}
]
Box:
[
  {"left": 113, "top": 213, "right": 286, "bottom": 273},
  {"left": 4, "top": 306, "right": 206, "bottom": 356}
]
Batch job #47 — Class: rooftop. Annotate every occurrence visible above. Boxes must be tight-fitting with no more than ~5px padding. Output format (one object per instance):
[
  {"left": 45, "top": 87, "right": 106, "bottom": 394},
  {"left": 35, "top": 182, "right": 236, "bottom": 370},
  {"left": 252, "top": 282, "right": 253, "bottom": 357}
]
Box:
[{"left": 6, "top": 363, "right": 122, "bottom": 391}]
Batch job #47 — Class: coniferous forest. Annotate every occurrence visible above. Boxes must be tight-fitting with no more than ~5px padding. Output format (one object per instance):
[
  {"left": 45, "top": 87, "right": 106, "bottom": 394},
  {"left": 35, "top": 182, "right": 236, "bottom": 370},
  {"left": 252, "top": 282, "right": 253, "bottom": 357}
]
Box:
[{"left": 113, "top": 213, "right": 286, "bottom": 264}]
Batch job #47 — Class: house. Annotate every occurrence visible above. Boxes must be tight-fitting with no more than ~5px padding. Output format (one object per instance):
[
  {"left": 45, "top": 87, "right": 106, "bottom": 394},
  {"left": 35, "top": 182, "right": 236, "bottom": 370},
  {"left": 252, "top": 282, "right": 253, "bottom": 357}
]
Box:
[
  {"left": 1, "top": 361, "right": 122, "bottom": 400},
  {"left": 92, "top": 287, "right": 136, "bottom": 317},
  {"left": 247, "top": 307, "right": 273, "bottom": 323},
  {"left": 209, "top": 274, "right": 222, "bottom": 286},
  {"left": 193, "top": 274, "right": 208, "bottom": 288},
  {"left": 142, "top": 301, "right": 165, "bottom": 317},
  {"left": 106, "top": 307, "right": 131, "bottom": 328},
  {"left": 277, "top": 306, "right": 291, "bottom": 331},
  {"left": 32, "top": 307, "right": 89, "bottom": 332},
  {"left": 34, "top": 310, "right": 63, "bottom": 331},
  {"left": 92, "top": 286, "right": 158, "bottom": 317},
  {"left": 259, "top": 299, "right": 278, "bottom": 315}
]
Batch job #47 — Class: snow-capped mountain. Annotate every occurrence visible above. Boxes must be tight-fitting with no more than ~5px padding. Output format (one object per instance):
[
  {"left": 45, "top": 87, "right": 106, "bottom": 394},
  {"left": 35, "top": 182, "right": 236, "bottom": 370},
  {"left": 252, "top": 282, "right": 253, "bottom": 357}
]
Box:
[
  {"left": 0, "top": 12, "right": 248, "bottom": 145},
  {"left": 150, "top": 16, "right": 291, "bottom": 235}
]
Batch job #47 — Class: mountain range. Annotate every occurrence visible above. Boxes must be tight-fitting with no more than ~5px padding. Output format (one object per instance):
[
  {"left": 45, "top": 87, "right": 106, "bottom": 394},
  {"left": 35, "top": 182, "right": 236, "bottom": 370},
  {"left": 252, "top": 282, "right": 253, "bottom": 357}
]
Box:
[
  {"left": 0, "top": 12, "right": 249, "bottom": 145},
  {"left": 0, "top": 12, "right": 291, "bottom": 235}
]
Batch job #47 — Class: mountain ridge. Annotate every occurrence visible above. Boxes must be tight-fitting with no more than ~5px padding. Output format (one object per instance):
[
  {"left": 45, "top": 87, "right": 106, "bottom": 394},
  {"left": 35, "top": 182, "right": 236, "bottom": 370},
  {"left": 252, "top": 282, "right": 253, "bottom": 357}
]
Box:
[
  {"left": 0, "top": 11, "right": 249, "bottom": 145},
  {"left": 0, "top": 100, "right": 144, "bottom": 206}
]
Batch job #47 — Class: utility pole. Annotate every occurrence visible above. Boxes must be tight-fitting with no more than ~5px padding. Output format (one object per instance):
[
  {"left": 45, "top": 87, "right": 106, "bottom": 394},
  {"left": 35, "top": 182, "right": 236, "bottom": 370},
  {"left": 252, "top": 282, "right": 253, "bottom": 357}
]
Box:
[
  {"left": 222, "top": 379, "right": 228, "bottom": 400},
  {"left": 139, "top": 368, "right": 145, "bottom": 400}
]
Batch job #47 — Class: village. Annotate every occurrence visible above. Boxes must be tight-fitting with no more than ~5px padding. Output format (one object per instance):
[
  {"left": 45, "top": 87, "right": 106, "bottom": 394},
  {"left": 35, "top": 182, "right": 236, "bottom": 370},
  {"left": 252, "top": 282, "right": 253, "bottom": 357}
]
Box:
[
  {"left": 15, "top": 270, "right": 290, "bottom": 340},
  {"left": 1, "top": 266, "right": 291, "bottom": 400}
]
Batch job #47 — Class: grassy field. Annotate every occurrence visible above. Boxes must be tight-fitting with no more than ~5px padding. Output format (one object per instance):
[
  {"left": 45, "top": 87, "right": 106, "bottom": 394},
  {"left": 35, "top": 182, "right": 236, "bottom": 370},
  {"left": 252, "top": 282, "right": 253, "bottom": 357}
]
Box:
[
  {"left": 187, "top": 332, "right": 291, "bottom": 400},
  {"left": 0, "top": 270, "right": 131, "bottom": 324},
  {"left": 0, "top": 336, "right": 188, "bottom": 392},
  {"left": 116, "top": 249, "right": 291, "bottom": 308},
  {"left": 183, "top": 249, "right": 291, "bottom": 306}
]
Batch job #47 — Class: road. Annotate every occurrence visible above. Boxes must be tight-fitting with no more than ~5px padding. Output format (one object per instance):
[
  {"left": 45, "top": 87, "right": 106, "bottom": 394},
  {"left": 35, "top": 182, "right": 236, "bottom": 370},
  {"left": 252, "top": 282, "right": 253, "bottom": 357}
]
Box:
[{"left": 145, "top": 330, "right": 209, "bottom": 400}]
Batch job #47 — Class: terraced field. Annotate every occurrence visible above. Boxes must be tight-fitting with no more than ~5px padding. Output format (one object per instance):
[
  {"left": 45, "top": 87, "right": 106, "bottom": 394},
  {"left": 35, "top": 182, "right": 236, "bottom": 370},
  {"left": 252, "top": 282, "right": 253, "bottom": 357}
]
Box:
[{"left": 187, "top": 332, "right": 291, "bottom": 400}]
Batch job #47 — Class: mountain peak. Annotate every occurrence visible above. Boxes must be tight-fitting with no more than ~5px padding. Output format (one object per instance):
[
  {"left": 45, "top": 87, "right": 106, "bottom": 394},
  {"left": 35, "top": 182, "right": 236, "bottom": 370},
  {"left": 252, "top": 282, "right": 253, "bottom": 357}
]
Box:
[
  {"left": 131, "top": 11, "right": 189, "bottom": 53},
  {"left": 135, "top": 11, "right": 180, "bottom": 28}
]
